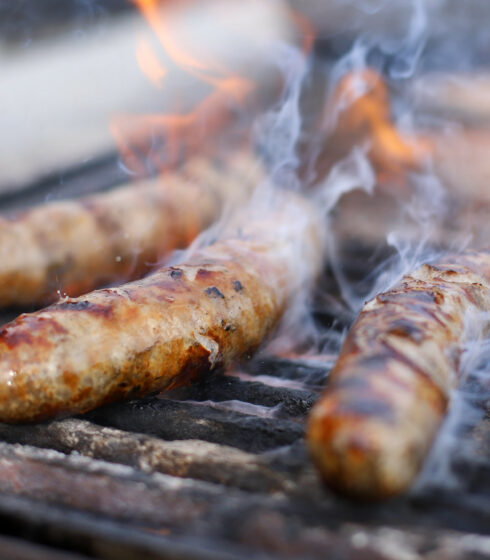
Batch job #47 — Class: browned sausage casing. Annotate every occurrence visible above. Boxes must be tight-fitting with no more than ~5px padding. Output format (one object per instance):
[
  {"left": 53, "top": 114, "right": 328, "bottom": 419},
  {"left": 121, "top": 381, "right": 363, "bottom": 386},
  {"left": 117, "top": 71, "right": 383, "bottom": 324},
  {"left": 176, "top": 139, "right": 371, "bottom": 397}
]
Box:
[
  {"left": 307, "top": 249, "right": 490, "bottom": 500},
  {"left": 0, "top": 151, "right": 261, "bottom": 307},
  {"left": 0, "top": 193, "right": 323, "bottom": 422}
]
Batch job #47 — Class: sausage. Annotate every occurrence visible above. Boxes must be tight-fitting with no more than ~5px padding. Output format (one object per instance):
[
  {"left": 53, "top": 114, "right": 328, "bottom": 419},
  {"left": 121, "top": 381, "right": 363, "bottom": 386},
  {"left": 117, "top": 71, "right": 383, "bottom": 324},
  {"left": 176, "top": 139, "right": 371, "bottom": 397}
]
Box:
[
  {"left": 0, "top": 150, "right": 261, "bottom": 307},
  {"left": 307, "top": 249, "right": 490, "bottom": 500},
  {"left": 0, "top": 192, "right": 323, "bottom": 422}
]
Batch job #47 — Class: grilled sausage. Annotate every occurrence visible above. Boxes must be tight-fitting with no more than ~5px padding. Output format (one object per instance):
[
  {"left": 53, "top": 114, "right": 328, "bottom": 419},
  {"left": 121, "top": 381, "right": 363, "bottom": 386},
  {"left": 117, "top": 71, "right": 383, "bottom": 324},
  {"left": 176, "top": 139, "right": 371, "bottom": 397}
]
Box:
[
  {"left": 0, "top": 151, "right": 261, "bottom": 307},
  {"left": 307, "top": 249, "right": 490, "bottom": 500},
  {"left": 0, "top": 192, "right": 323, "bottom": 422}
]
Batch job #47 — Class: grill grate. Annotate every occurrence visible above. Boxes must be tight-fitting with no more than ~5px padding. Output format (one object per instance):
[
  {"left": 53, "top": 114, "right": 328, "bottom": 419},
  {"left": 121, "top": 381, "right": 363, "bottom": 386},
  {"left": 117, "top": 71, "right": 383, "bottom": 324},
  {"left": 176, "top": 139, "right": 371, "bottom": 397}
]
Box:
[{"left": 0, "top": 353, "right": 487, "bottom": 559}]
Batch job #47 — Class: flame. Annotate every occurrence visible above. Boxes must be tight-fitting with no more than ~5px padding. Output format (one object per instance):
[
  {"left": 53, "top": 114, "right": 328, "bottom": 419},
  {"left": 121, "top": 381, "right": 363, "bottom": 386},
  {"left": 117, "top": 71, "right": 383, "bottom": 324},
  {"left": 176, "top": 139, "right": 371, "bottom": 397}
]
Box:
[
  {"left": 111, "top": 79, "right": 253, "bottom": 173},
  {"left": 288, "top": 7, "right": 316, "bottom": 57},
  {"left": 112, "top": 0, "right": 315, "bottom": 174},
  {"left": 111, "top": 0, "right": 258, "bottom": 174},
  {"left": 134, "top": 0, "right": 226, "bottom": 84},
  {"left": 321, "top": 68, "right": 433, "bottom": 186},
  {"left": 135, "top": 38, "right": 168, "bottom": 89}
]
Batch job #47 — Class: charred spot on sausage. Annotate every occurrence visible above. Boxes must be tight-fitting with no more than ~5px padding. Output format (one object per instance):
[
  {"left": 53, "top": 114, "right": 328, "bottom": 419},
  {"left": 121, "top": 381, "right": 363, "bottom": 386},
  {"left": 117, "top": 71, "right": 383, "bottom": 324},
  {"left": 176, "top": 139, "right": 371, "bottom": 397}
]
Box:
[
  {"left": 233, "top": 280, "right": 243, "bottom": 292},
  {"left": 55, "top": 300, "right": 93, "bottom": 311},
  {"left": 54, "top": 300, "right": 113, "bottom": 318},
  {"left": 205, "top": 287, "right": 225, "bottom": 299},
  {"left": 386, "top": 319, "right": 425, "bottom": 342},
  {"left": 170, "top": 269, "right": 183, "bottom": 279}
]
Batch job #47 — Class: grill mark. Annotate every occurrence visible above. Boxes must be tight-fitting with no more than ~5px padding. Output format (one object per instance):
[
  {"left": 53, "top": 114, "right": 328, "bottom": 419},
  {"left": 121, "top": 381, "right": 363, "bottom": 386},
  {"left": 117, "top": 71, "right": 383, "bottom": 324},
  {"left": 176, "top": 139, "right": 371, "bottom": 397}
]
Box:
[
  {"left": 145, "top": 278, "right": 191, "bottom": 298},
  {"left": 372, "top": 298, "right": 451, "bottom": 330},
  {"left": 459, "top": 284, "right": 483, "bottom": 306},
  {"left": 53, "top": 300, "right": 114, "bottom": 319},
  {"left": 339, "top": 355, "right": 413, "bottom": 391},
  {"left": 378, "top": 366, "right": 413, "bottom": 391},
  {"left": 328, "top": 373, "right": 397, "bottom": 420},
  {"left": 380, "top": 340, "right": 449, "bottom": 397},
  {"left": 335, "top": 396, "right": 395, "bottom": 421},
  {"left": 385, "top": 319, "right": 425, "bottom": 343},
  {"left": 333, "top": 352, "right": 415, "bottom": 394}
]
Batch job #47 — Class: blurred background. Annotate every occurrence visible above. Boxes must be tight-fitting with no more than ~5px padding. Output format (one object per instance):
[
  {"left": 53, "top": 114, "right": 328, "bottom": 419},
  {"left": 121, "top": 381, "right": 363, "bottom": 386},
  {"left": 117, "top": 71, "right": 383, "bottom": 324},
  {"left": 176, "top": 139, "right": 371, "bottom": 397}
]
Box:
[
  {"left": 3, "top": 0, "right": 490, "bottom": 198},
  {"left": 0, "top": 0, "right": 296, "bottom": 200}
]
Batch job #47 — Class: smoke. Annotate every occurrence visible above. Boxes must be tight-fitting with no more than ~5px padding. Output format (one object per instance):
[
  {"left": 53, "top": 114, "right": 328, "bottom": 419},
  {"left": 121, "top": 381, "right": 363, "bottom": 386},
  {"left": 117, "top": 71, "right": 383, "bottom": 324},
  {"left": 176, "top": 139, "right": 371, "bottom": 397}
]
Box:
[
  {"left": 254, "top": 43, "right": 309, "bottom": 190},
  {"left": 413, "top": 310, "right": 490, "bottom": 493},
  {"left": 380, "top": 0, "right": 428, "bottom": 79},
  {"left": 314, "top": 0, "right": 459, "bottom": 318},
  {"left": 360, "top": 171, "right": 449, "bottom": 304},
  {"left": 174, "top": 399, "right": 284, "bottom": 419},
  {"left": 241, "top": 3, "right": 490, "bottom": 501},
  {"left": 250, "top": 46, "right": 385, "bottom": 356},
  {"left": 303, "top": 1, "right": 490, "bottom": 493},
  {"left": 166, "top": 3, "right": 490, "bottom": 496},
  {"left": 324, "top": 0, "right": 429, "bottom": 83},
  {"left": 0, "top": 1, "right": 124, "bottom": 46},
  {"left": 177, "top": 42, "right": 312, "bottom": 254},
  {"left": 319, "top": 147, "right": 376, "bottom": 311}
]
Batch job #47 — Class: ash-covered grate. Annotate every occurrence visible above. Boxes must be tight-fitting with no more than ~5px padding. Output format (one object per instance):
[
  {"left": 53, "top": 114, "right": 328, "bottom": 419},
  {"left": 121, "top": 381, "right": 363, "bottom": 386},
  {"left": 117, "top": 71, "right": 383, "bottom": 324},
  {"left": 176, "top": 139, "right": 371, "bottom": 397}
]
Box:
[{"left": 0, "top": 351, "right": 487, "bottom": 560}]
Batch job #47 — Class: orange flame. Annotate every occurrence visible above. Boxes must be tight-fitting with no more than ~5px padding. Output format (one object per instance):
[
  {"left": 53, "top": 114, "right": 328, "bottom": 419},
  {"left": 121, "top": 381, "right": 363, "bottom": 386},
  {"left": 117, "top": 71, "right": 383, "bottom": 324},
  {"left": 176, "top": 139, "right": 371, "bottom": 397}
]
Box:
[
  {"left": 321, "top": 68, "right": 432, "bottom": 186},
  {"left": 134, "top": 0, "right": 226, "bottom": 84},
  {"left": 111, "top": 79, "right": 253, "bottom": 173},
  {"left": 288, "top": 8, "right": 316, "bottom": 57},
  {"left": 112, "top": 0, "right": 258, "bottom": 173},
  {"left": 135, "top": 37, "right": 168, "bottom": 89},
  {"left": 112, "top": 0, "right": 316, "bottom": 174}
]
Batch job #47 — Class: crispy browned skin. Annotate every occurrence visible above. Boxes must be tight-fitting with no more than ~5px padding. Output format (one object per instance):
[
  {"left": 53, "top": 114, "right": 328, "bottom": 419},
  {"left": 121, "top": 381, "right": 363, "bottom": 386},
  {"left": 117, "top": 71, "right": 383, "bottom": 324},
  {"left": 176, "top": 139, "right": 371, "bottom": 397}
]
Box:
[
  {"left": 307, "top": 249, "right": 490, "bottom": 500},
  {"left": 0, "top": 193, "right": 322, "bottom": 422},
  {"left": 0, "top": 151, "right": 261, "bottom": 307}
]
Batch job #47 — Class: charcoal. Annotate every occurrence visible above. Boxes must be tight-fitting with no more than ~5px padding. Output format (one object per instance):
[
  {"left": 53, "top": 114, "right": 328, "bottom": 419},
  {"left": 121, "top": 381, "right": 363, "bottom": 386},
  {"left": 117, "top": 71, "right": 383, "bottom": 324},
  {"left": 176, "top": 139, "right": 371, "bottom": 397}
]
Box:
[
  {"left": 246, "top": 357, "right": 329, "bottom": 387},
  {"left": 0, "top": 441, "right": 245, "bottom": 528},
  {"left": 333, "top": 525, "right": 490, "bottom": 560},
  {"left": 84, "top": 398, "right": 304, "bottom": 453},
  {"left": 408, "top": 491, "right": 490, "bottom": 535},
  {"left": 0, "top": 534, "right": 91, "bottom": 560},
  {"left": 0, "top": 493, "right": 251, "bottom": 560},
  {"left": 1, "top": 488, "right": 488, "bottom": 560},
  {"left": 261, "top": 441, "right": 313, "bottom": 476},
  {"left": 0, "top": 419, "right": 288, "bottom": 494},
  {"left": 450, "top": 456, "right": 490, "bottom": 495},
  {"left": 165, "top": 374, "right": 317, "bottom": 417}
]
